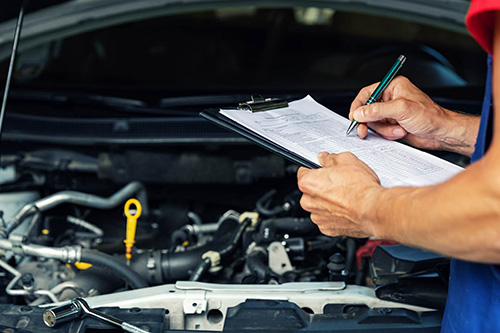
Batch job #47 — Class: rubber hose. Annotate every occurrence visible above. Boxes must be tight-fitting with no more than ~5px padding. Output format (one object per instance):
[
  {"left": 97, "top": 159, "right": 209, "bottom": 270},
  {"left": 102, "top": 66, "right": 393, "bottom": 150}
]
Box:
[
  {"left": 246, "top": 250, "right": 272, "bottom": 282},
  {"left": 130, "top": 217, "right": 241, "bottom": 283},
  {"left": 184, "top": 218, "right": 250, "bottom": 282},
  {"left": 219, "top": 218, "right": 251, "bottom": 258},
  {"left": 256, "top": 190, "right": 286, "bottom": 216},
  {"left": 161, "top": 216, "right": 241, "bottom": 281},
  {"left": 80, "top": 249, "right": 147, "bottom": 289},
  {"left": 189, "top": 257, "right": 212, "bottom": 281},
  {"left": 269, "top": 217, "right": 318, "bottom": 234},
  {"left": 345, "top": 238, "right": 356, "bottom": 275},
  {"left": 258, "top": 217, "right": 319, "bottom": 243}
]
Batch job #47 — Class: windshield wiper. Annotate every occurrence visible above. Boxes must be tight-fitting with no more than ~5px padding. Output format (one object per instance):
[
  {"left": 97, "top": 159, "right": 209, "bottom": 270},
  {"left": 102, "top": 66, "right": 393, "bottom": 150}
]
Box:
[
  {"left": 9, "top": 89, "right": 190, "bottom": 116},
  {"left": 11, "top": 89, "right": 145, "bottom": 108}
]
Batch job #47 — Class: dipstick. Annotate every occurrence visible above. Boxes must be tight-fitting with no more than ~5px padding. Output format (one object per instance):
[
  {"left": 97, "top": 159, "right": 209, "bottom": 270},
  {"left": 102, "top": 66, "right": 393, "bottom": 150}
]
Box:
[{"left": 123, "top": 198, "right": 142, "bottom": 265}]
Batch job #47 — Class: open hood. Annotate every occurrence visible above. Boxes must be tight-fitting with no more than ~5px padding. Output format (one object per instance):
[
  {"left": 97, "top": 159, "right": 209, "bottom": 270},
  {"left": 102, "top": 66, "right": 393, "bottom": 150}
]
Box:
[{"left": 0, "top": 0, "right": 471, "bottom": 62}]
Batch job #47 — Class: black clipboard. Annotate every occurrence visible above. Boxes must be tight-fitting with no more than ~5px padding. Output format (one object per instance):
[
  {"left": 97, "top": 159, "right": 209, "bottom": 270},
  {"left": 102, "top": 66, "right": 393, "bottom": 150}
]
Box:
[{"left": 200, "top": 98, "right": 320, "bottom": 169}]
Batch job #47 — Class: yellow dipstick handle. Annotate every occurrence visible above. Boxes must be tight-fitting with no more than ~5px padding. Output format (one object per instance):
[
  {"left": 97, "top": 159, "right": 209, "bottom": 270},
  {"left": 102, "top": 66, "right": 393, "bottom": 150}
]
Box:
[{"left": 124, "top": 198, "right": 142, "bottom": 264}]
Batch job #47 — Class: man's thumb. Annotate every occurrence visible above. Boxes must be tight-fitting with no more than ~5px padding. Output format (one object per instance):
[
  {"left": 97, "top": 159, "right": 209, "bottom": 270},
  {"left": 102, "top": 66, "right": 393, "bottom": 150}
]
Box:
[{"left": 352, "top": 107, "right": 367, "bottom": 122}]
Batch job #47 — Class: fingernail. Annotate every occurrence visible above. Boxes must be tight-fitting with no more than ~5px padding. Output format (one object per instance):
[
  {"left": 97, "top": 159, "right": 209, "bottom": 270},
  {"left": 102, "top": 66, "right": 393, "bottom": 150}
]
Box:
[
  {"left": 353, "top": 108, "right": 364, "bottom": 120},
  {"left": 393, "top": 128, "right": 405, "bottom": 136}
]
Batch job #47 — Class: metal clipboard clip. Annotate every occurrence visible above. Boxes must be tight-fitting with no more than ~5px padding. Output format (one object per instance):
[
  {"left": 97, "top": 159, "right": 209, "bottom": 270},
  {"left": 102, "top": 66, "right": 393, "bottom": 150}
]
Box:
[{"left": 238, "top": 95, "right": 288, "bottom": 112}]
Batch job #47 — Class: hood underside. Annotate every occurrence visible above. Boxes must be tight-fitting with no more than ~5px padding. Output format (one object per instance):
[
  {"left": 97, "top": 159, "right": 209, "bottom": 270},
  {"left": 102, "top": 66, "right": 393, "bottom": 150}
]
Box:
[{"left": 0, "top": 0, "right": 470, "bottom": 62}]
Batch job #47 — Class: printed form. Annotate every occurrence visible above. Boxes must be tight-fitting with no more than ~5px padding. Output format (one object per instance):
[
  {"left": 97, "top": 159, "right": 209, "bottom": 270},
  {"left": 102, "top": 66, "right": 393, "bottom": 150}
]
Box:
[{"left": 220, "top": 95, "right": 463, "bottom": 187}]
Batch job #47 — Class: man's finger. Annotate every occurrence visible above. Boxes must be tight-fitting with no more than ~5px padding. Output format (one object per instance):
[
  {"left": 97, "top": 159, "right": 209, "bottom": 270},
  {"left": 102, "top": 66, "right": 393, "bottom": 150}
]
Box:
[
  {"left": 297, "top": 167, "right": 322, "bottom": 193},
  {"left": 349, "top": 82, "right": 380, "bottom": 117},
  {"left": 352, "top": 98, "right": 413, "bottom": 124},
  {"left": 297, "top": 166, "right": 314, "bottom": 180},
  {"left": 356, "top": 124, "right": 368, "bottom": 139},
  {"left": 300, "top": 194, "right": 330, "bottom": 213},
  {"left": 349, "top": 76, "right": 411, "bottom": 119},
  {"left": 368, "top": 122, "right": 407, "bottom": 140}
]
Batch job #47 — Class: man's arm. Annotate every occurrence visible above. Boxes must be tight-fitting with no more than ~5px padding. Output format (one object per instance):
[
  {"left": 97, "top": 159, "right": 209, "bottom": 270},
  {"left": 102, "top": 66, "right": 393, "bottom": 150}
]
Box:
[
  {"left": 370, "top": 156, "right": 500, "bottom": 263},
  {"left": 298, "top": 148, "right": 500, "bottom": 263},
  {"left": 376, "top": 13, "right": 500, "bottom": 261},
  {"left": 349, "top": 77, "right": 480, "bottom": 157},
  {"left": 298, "top": 12, "right": 500, "bottom": 264}
]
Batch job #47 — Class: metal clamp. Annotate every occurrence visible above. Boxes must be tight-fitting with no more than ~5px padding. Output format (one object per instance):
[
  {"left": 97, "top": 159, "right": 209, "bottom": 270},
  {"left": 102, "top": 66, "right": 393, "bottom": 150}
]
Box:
[{"left": 238, "top": 95, "right": 288, "bottom": 112}]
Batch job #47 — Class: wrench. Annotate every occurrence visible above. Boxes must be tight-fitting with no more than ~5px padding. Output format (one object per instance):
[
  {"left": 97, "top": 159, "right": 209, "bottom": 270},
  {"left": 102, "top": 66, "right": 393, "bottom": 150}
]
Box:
[{"left": 43, "top": 297, "right": 149, "bottom": 333}]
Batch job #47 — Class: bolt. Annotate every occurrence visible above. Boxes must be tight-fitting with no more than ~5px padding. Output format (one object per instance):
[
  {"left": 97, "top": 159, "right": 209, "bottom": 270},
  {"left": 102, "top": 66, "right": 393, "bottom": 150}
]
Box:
[
  {"left": 20, "top": 273, "right": 34, "bottom": 289},
  {"left": 379, "top": 308, "right": 393, "bottom": 314}
]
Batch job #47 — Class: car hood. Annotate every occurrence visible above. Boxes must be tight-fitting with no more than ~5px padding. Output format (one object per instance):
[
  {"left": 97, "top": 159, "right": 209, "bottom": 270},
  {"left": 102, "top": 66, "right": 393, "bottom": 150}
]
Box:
[{"left": 0, "top": 0, "right": 471, "bottom": 62}]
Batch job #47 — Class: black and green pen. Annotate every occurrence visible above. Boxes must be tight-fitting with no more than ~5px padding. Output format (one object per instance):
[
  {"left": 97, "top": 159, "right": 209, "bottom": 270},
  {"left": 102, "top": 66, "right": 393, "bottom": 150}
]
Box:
[{"left": 346, "top": 54, "right": 406, "bottom": 135}]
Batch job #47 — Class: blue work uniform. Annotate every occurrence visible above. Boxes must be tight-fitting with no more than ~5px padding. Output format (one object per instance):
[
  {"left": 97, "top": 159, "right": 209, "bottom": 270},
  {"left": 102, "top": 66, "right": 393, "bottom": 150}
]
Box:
[{"left": 441, "top": 55, "right": 500, "bottom": 332}]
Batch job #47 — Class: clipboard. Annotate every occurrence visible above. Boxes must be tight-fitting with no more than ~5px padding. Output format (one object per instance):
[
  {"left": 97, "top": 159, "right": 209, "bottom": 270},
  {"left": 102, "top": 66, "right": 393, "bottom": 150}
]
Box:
[{"left": 200, "top": 96, "right": 320, "bottom": 169}]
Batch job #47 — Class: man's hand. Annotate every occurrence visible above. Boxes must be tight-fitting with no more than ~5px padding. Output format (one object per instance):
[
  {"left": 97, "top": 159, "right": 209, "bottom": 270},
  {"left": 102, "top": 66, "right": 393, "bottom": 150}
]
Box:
[
  {"left": 297, "top": 152, "right": 382, "bottom": 238},
  {"left": 350, "top": 76, "right": 479, "bottom": 156}
]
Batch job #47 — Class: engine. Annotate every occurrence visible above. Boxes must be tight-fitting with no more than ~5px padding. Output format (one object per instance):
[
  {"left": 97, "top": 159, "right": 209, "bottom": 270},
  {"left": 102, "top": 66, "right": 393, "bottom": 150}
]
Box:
[
  {"left": 0, "top": 185, "right": 363, "bottom": 303},
  {"left": 0, "top": 148, "right": 449, "bottom": 331}
]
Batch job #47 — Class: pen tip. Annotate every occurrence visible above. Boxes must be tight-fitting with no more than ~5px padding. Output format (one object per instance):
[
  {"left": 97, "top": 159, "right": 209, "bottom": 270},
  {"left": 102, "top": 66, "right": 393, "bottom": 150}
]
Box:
[{"left": 346, "top": 123, "right": 355, "bottom": 135}]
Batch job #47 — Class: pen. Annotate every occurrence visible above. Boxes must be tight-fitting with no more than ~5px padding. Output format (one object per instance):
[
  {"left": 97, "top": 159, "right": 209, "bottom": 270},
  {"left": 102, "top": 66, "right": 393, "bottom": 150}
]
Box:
[{"left": 346, "top": 54, "right": 406, "bottom": 135}]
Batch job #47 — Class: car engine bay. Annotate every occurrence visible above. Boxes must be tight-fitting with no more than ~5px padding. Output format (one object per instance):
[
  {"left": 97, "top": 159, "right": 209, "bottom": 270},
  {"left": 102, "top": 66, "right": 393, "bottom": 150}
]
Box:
[{"left": 0, "top": 144, "right": 450, "bottom": 332}]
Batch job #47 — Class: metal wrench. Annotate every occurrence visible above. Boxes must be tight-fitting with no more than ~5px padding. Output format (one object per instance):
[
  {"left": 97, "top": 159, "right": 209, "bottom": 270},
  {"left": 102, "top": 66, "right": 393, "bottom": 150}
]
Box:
[{"left": 43, "top": 297, "right": 149, "bottom": 333}]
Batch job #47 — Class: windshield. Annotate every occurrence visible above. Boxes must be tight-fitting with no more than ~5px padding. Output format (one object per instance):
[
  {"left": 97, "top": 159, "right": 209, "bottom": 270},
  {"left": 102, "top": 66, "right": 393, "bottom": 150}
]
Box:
[{"left": 0, "top": 6, "right": 487, "bottom": 103}]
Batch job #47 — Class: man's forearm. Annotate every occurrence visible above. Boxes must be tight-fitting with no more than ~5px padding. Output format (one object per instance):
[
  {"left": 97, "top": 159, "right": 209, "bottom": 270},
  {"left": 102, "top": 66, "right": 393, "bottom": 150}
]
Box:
[
  {"left": 365, "top": 156, "right": 500, "bottom": 263},
  {"left": 437, "top": 110, "right": 480, "bottom": 157}
]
